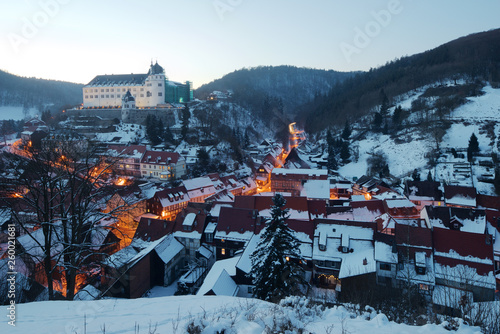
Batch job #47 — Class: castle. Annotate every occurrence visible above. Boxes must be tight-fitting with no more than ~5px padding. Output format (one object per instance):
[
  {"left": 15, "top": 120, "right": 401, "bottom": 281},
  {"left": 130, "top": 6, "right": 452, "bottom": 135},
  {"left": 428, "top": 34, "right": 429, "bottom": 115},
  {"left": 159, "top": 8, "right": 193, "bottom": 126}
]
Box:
[{"left": 82, "top": 61, "right": 193, "bottom": 108}]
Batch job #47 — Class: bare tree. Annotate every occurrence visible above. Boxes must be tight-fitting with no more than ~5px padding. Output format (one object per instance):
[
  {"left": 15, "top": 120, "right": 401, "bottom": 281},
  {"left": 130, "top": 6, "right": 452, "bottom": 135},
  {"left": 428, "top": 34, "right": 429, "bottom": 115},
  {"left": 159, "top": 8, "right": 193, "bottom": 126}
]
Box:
[{"left": 6, "top": 137, "right": 128, "bottom": 300}]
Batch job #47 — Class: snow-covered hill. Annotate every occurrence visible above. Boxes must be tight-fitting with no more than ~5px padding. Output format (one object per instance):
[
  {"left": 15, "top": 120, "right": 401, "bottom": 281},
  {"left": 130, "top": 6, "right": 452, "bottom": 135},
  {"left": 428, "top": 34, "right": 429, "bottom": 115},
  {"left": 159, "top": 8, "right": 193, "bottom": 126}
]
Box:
[
  {"left": 335, "top": 83, "right": 500, "bottom": 194},
  {"left": 7, "top": 295, "right": 481, "bottom": 334}
]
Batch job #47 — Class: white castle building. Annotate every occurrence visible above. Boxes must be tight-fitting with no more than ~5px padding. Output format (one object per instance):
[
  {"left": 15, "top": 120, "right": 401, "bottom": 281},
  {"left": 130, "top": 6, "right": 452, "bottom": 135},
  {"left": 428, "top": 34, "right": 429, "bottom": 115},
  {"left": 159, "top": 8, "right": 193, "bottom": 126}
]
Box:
[{"left": 82, "top": 62, "right": 192, "bottom": 109}]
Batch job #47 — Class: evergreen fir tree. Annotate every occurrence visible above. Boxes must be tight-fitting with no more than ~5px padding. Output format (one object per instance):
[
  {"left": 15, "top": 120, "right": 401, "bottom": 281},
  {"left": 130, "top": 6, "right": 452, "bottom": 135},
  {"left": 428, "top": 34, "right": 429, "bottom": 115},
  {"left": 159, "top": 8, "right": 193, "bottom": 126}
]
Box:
[
  {"left": 181, "top": 104, "right": 190, "bottom": 140},
  {"left": 427, "top": 170, "right": 433, "bottom": 182},
  {"left": 327, "top": 146, "right": 338, "bottom": 171},
  {"left": 412, "top": 168, "right": 421, "bottom": 182},
  {"left": 341, "top": 120, "right": 351, "bottom": 140},
  {"left": 392, "top": 105, "right": 402, "bottom": 128},
  {"left": 379, "top": 88, "right": 390, "bottom": 117},
  {"left": 250, "top": 194, "right": 307, "bottom": 302},
  {"left": 373, "top": 112, "right": 383, "bottom": 132},
  {"left": 340, "top": 141, "right": 350, "bottom": 163},
  {"left": 467, "top": 133, "right": 479, "bottom": 162},
  {"left": 164, "top": 124, "right": 174, "bottom": 145}
]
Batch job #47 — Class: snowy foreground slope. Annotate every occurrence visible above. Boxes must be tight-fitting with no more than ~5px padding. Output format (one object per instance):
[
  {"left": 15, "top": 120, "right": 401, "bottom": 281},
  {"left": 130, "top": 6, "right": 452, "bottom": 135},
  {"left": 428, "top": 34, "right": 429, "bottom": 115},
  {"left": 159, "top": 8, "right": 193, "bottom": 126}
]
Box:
[{"left": 5, "top": 295, "right": 481, "bottom": 334}]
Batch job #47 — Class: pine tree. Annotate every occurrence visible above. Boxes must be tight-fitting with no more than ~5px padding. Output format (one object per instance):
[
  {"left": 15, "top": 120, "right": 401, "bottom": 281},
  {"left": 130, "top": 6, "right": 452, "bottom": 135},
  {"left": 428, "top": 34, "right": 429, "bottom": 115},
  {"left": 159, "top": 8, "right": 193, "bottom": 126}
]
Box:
[
  {"left": 341, "top": 120, "right": 351, "bottom": 140},
  {"left": 373, "top": 112, "right": 383, "bottom": 132},
  {"left": 340, "top": 141, "right": 350, "bottom": 163},
  {"left": 392, "top": 105, "right": 402, "bottom": 128},
  {"left": 412, "top": 168, "right": 421, "bottom": 182},
  {"left": 250, "top": 194, "right": 307, "bottom": 302},
  {"left": 467, "top": 133, "right": 479, "bottom": 162},
  {"left": 427, "top": 170, "right": 433, "bottom": 182},
  {"left": 181, "top": 104, "right": 190, "bottom": 140}
]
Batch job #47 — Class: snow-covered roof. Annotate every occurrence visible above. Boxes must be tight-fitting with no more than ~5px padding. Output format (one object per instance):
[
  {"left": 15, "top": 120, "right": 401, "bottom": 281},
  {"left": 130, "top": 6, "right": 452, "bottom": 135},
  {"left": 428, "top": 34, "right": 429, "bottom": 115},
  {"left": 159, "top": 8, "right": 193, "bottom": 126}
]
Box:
[
  {"left": 271, "top": 168, "right": 328, "bottom": 177},
  {"left": 199, "top": 269, "right": 238, "bottom": 296},
  {"left": 374, "top": 241, "right": 397, "bottom": 264},
  {"left": 301, "top": 180, "right": 330, "bottom": 200},
  {"left": 197, "top": 256, "right": 240, "bottom": 296},
  {"left": 154, "top": 234, "right": 184, "bottom": 264},
  {"left": 338, "top": 247, "right": 376, "bottom": 279},
  {"left": 432, "top": 285, "right": 474, "bottom": 308},
  {"left": 183, "top": 176, "right": 214, "bottom": 191},
  {"left": 197, "top": 245, "right": 213, "bottom": 259},
  {"left": 236, "top": 234, "right": 260, "bottom": 274},
  {"left": 182, "top": 213, "right": 196, "bottom": 227},
  {"left": 204, "top": 222, "right": 217, "bottom": 234},
  {"left": 74, "top": 285, "right": 101, "bottom": 301},
  {"left": 385, "top": 198, "right": 415, "bottom": 209},
  {"left": 434, "top": 263, "right": 495, "bottom": 289}
]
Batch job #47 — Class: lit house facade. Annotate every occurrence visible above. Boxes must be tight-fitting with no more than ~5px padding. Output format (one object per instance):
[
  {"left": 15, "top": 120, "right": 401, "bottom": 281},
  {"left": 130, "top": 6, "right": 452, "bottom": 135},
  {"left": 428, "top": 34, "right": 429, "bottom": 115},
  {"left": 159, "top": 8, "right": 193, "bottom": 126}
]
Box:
[
  {"left": 140, "top": 150, "right": 186, "bottom": 181},
  {"left": 83, "top": 62, "right": 192, "bottom": 108}
]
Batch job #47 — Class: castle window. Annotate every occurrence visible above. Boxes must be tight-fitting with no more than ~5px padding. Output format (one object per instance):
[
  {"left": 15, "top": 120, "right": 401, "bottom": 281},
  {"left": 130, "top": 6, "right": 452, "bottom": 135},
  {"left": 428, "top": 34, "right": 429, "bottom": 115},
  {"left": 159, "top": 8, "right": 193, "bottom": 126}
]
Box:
[
  {"left": 111, "top": 89, "right": 114, "bottom": 92},
  {"left": 85, "top": 95, "right": 88, "bottom": 99},
  {"left": 140, "top": 94, "right": 144, "bottom": 97},
  {"left": 158, "top": 83, "right": 162, "bottom": 87},
  {"left": 106, "top": 95, "right": 109, "bottom": 98},
  {"left": 101, "top": 89, "right": 104, "bottom": 92},
  {"left": 117, "top": 94, "right": 120, "bottom": 98},
  {"left": 158, "top": 92, "right": 163, "bottom": 96},
  {"left": 94, "top": 89, "right": 98, "bottom": 92},
  {"left": 106, "top": 89, "right": 109, "bottom": 92},
  {"left": 101, "top": 95, "right": 104, "bottom": 98},
  {"left": 141, "top": 88, "right": 144, "bottom": 91}
]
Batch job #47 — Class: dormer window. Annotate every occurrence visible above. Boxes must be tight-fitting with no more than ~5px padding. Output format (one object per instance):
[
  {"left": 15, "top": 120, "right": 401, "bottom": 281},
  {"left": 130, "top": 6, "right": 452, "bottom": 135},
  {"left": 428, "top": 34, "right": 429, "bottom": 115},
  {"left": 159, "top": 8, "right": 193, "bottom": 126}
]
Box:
[{"left": 319, "top": 232, "right": 326, "bottom": 251}]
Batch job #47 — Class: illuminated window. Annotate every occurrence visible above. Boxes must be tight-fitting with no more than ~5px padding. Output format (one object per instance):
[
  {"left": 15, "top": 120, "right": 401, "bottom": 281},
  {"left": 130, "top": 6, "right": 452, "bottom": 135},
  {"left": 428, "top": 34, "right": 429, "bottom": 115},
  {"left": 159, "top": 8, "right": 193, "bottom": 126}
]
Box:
[{"left": 221, "top": 248, "right": 225, "bottom": 255}]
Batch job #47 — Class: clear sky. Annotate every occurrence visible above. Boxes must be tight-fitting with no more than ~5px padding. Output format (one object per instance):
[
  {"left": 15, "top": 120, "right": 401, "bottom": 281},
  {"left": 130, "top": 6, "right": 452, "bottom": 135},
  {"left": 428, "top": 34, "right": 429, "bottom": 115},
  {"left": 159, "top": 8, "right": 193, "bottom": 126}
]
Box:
[{"left": 1, "top": 0, "right": 499, "bottom": 88}]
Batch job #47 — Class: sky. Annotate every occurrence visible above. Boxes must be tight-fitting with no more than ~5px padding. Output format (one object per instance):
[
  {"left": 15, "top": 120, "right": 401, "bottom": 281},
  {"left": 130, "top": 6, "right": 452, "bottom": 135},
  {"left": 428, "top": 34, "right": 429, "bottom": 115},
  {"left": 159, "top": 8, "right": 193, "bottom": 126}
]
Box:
[{"left": 0, "top": 0, "right": 499, "bottom": 89}]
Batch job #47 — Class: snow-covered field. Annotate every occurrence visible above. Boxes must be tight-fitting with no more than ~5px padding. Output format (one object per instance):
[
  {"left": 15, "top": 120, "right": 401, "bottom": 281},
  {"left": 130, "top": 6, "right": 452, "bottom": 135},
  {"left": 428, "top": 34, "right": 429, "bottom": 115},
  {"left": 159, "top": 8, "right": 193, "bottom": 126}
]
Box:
[
  {"left": 6, "top": 295, "right": 481, "bottom": 334},
  {"left": 0, "top": 106, "right": 38, "bottom": 120}
]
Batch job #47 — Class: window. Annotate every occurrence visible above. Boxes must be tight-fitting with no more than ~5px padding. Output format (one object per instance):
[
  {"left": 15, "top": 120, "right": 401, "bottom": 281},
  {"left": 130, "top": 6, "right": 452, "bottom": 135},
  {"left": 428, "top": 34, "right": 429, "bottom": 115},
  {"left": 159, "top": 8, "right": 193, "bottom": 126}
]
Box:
[
  {"left": 415, "top": 266, "right": 426, "bottom": 275},
  {"left": 419, "top": 284, "right": 429, "bottom": 291},
  {"left": 111, "top": 89, "right": 114, "bottom": 92},
  {"left": 111, "top": 95, "right": 114, "bottom": 98},
  {"left": 319, "top": 244, "right": 326, "bottom": 251},
  {"left": 158, "top": 83, "right": 162, "bottom": 87},
  {"left": 380, "top": 263, "right": 391, "bottom": 271},
  {"left": 101, "top": 89, "right": 104, "bottom": 92},
  {"left": 221, "top": 248, "right": 225, "bottom": 255},
  {"left": 206, "top": 233, "right": 213, "bottom": 243},
  {"left": 101, "top": 95, "right": 104, "bottom": 98},
  {"left": 85, "top": 95, "right": 88, "bottom": 99},
  {"left": 106, "top": 89, "right": 109, "bottom": 92},
  {"left": 247, "top": 286, "right": 253, "bottom": 294},
  {"left": 158, "top": 92, "right": 162, "bottom": 96}
]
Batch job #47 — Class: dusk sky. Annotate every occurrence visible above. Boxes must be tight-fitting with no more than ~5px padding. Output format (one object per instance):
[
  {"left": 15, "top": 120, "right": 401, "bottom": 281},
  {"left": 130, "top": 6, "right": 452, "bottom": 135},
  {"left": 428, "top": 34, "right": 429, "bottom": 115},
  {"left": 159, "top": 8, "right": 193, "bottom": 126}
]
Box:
[{"left": 1, "top": 0, "right": 499, "bottom": 88}]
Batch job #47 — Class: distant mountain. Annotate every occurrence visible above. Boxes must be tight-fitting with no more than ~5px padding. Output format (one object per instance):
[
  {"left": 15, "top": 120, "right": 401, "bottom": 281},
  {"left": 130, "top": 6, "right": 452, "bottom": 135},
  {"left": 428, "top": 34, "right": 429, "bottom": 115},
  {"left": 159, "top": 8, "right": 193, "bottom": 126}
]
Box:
[
  {"left": 300, "top": 28, "right": 500, "bottom": 132},
  {"left": 0, "top": 70, "right": 83, "bottom": 110},
  {"left": 195, "top": 65, "right": 355, "bottom": 116}
]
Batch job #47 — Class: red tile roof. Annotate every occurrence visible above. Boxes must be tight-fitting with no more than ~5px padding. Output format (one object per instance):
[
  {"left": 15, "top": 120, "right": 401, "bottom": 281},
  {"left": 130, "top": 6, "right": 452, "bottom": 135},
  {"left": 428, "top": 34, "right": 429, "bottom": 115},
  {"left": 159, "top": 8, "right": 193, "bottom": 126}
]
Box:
[
  {"left": 217, "top": 207, "right": 261, "bottom": 234},
  {"left": 141, "top": 150, "right": 181, "bottom": 164},
  {"left": 134, "top": 217, "right": 174, "bottom": 241}
]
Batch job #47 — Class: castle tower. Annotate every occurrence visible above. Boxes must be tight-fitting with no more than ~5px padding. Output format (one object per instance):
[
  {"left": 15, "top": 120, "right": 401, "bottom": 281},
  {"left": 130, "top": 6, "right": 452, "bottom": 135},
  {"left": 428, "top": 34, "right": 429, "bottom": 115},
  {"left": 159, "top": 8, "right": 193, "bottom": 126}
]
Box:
[
  {"left": 144, "top": 61, "right": 166, "bottom": 107},
  {"left": 121, "top": 90, "right": 136, "bottom": 123}
]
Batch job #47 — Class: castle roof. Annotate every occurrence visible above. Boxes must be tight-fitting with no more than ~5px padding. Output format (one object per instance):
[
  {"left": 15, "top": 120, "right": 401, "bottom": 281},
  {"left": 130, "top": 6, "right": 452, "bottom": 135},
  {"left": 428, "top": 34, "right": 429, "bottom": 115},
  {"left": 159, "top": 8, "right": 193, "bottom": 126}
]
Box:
[
  {"left": 148, "top": 61, "right": 164, "bottom": 75},
  {"left": 122, "top": 90, "right": 135, "bottom": 102},
  {"left": 86, "top": 73, "right": 148, "bottom": 86}
]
